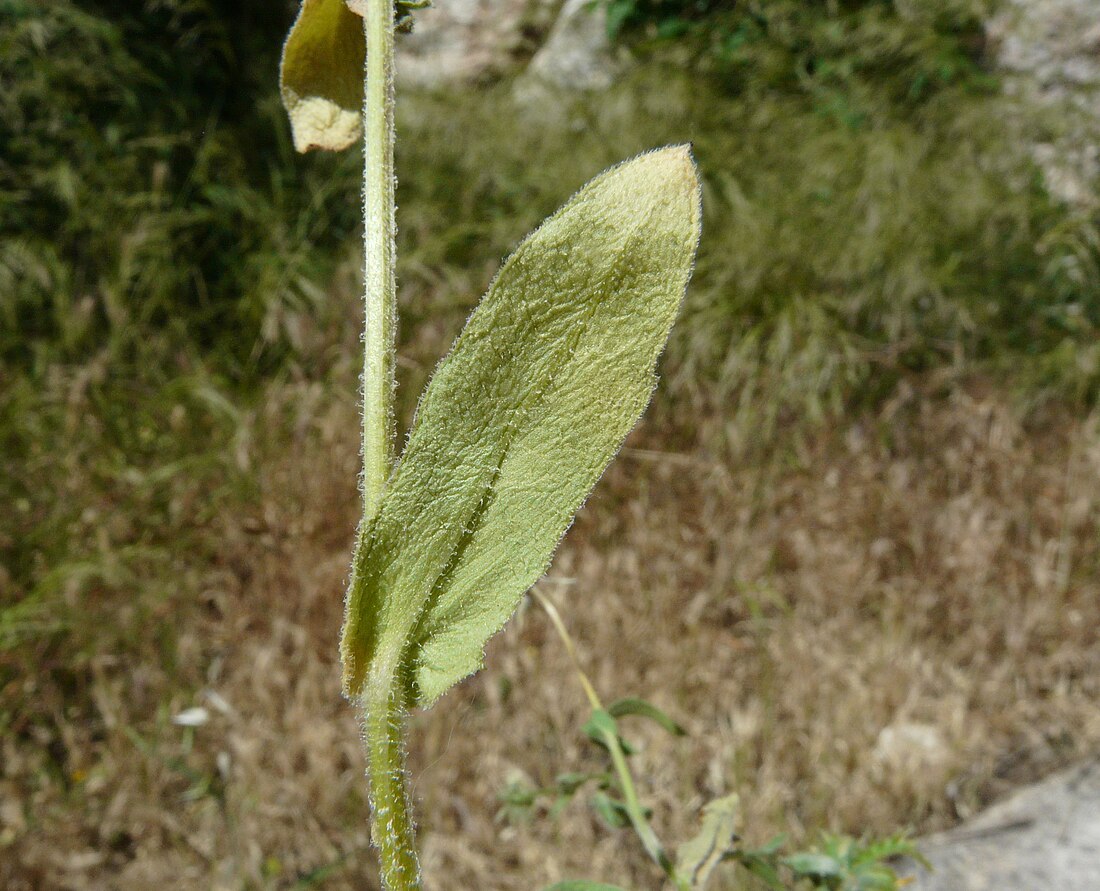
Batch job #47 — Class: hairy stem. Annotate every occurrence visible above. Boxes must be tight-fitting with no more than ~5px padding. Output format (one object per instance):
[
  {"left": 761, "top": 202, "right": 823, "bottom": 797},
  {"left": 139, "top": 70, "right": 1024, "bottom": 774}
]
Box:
[
  {"left": 361, "top": 0, "right": 397, "bottom": 516},
  {"left": 360, "top": 1, "right": 418, "bottom": 888},
  {"left": 364, "top": 674, "right": 422, "bottom": 891}
]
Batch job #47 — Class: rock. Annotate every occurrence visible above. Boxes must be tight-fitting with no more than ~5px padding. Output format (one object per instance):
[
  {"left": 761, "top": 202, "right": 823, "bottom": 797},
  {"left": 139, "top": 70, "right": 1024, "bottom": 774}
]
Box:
[
  {"left": 991, "top": 0, "right": 1100, "bottom": 204},
  {"left": 873, "top": 722, "right": 950, "bottom": 776},
  {"left": 896, "top": 761, "right": 1100, "bottom": 890},
  {"left": 518, "top": 0, "right": 618, "bottom": 91},
  {"left": 397, "top": 0, "right": 560, "bottom": 87},
  {"left": 396, "top": 0, "right": 1100, "bottom": 197},
  {"left": 396, "top": 0, "right": 620, "bottom": 95}
]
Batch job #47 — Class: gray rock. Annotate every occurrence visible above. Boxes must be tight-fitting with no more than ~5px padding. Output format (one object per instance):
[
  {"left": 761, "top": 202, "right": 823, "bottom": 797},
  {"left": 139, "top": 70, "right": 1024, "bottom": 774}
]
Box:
[
  {"left": 519, "top": 0, "right": 618, "bottom": 91},
  {"left": 396, "top": 0, "right": 620, "bottom": 94},
  {"left": 873, "top": 722, "right": 951, "bottom": 776},
  {"left": 397, "top": 0, "right": 560, "bottom": 88},
  {"left": 897, "top": 762, "right": 1100, "bottom": 891},
  {"left": 991, "top": 0, "right": 1100, "bottom": 204}
]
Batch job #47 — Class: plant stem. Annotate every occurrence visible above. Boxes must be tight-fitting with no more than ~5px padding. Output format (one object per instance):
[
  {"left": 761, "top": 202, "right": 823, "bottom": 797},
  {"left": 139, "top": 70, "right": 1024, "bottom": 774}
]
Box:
[
  {"left": 603, "top": 733, "right": 686, "bottom": 889},
  {"left": 361, "top": 0, "right": 397, "bottom": 517},
  {"left": 360, "top": 1, "right": 418, "bottom": 889},
  {"left": 365, "top": 673, "right": 422, "bottom": 891}
]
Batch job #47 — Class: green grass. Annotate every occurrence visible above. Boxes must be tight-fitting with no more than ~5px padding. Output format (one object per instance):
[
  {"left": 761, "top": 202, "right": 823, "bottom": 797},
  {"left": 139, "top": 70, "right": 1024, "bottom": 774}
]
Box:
[
  {"left": 396, "top": 73, "right": 1100, "bottom": 447},
  {"left": 0, "top": 0, "right": 359, "bottom": 375},
  {"left": 8, "top": 46, "right": 1100, "bottom": 668},
  {"left": 0, "top": 0, "right": 356, "bottom": 695}
]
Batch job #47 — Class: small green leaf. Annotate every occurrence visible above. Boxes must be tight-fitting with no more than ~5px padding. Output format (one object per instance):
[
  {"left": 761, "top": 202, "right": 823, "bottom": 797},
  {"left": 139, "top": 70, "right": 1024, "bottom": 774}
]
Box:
[
  {"left": 280, "top": 0, "right": 365, "bottom": 153},
  {"left": 498, "top": 780, "right": 539, "bottom": 808},
  {"left": 582, "top": 709, "right": 640, "bottom": 755},
  {"left": 784, "top": 852, "right": 844, "bottom": 879},
  {"left": 556, "top": 772, "right": 593, "bottom": 794},
  {"left": 851, "top": 871, "right": 900, "bottom": 891},
  {"left": 582, "top": 709, "right": 619, "bottom": 745},
  {"left": 607, "top": 696, "right": 687, "bottom": 736},
  {"left": 850, "top": 833, "right": 928, "bottom": 870},
  {"left": 544, "top": 883, "right": 630, "bottom": 891},
  {"left": 590, "top": 791, "right": 630, "bottom": 829},
  {"left": 738, "top": 856, "right": 785, "bottom": 891},
  {"left": 340, "top": 147, "right": 701, "bottom": 703},
  {"left": 676, "top": 794, "right": 741, "bottom": 890},
  {"left": 746, "top": 834, "right": 787, "bottom": 858}
]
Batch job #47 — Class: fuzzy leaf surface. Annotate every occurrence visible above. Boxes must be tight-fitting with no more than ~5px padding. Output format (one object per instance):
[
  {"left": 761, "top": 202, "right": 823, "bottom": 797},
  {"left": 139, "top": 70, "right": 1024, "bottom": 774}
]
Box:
[
  {"left": 341, "top": 147, "right": 701, "bottom": 704},
  {"left": 280, "top": 0, "right": 365, "bottom": 152}
]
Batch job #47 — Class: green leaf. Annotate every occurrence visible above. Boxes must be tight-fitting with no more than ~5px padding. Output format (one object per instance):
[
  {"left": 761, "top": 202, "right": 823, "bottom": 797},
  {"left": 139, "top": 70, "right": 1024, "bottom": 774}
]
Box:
[
  {"left": 590, "top": 791, "right": 630, "bottom": 829},
  {"left": 582, "top": 708, "right": 640, "bottom": 755},
  {"left": 543, "top": 883, "right": 630, "bottom": 891},
  {"left": 745, "top": 834, "right": 787, "bottom": 858},
  {"left": 738, "top": 855, "right": 785, "bottom": 891},
  {"left": 582, "top": 709, "right": 619, "bottom": 745},
  {"left": 852, "top": 871, "right": 901, "bottom": 891},
  {"left": 784, "top": 852, "right": 843, "bottom": 879},
  {"left": 676, "top": 794, "right": 741, "bottom": 890},
  {"left": 850, "top": 833, "right": 928, "bottom": 870},
  {"left": 340, "top": 146, "right": 701, "bottom": 703},
  {"left": 279, "top": 0, "right": 365, "bottom": 152},
  {"left": 556, "top": 772, "right": 593, "bottom": 795},
  {"left": 607, "top": 696, "right": 687, "bottom": 735},
  {"left": 498, "top": 779, "right": 539, "bottom": 808}
]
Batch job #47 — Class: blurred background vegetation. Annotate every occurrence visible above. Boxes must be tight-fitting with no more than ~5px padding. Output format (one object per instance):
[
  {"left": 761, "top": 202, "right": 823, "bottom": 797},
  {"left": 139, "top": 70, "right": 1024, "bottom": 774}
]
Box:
[
  {"left": 3, "top": 0, "right": 1100, "bottom": 888},
  {"left": 6, "top": 0, "right": 1097, "bottom": 634}
]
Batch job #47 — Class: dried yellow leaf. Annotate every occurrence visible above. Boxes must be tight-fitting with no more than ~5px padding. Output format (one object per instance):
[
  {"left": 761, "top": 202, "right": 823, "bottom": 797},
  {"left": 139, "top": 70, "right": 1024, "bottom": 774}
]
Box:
[{"left": 279, "top": 0, "right": 366, "bottom": 153}]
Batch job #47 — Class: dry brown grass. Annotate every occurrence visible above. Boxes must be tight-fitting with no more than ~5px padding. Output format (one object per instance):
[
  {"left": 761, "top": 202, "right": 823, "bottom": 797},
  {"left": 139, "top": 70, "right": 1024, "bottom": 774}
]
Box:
[{"left": 4, "top": 348, "right": 1100, "bottom": 889}]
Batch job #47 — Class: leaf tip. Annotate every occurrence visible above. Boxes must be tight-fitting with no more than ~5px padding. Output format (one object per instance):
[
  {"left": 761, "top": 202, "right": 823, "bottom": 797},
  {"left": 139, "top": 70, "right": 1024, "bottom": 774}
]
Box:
[
  {"left": 665, "top": 143, "right": 702, "bottom": 216},
  {"left": 646, "top": 143, "right": 697, "bottom": 184},
  {"left": 627, "top": 145, "right": 702, "bottom": 245}
]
